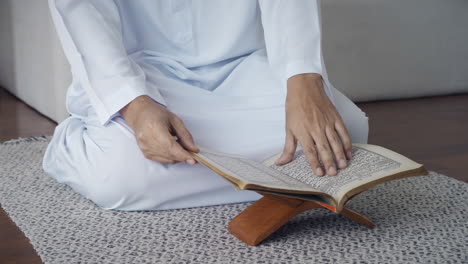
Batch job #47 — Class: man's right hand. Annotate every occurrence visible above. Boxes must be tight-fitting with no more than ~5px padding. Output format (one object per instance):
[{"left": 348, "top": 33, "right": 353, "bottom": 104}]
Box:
[{"left": 120, "top": 95, "right": 199, "bottom": 165}]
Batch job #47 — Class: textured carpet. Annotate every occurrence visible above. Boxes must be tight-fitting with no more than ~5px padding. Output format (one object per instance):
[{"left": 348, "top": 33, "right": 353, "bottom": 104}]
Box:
[{"left": 0, "top": 137, "right": 467, "bottom": 264}]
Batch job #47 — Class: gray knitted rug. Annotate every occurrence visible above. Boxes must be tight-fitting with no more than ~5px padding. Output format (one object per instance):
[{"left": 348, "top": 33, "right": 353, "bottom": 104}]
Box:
[{"left": 0, "top": 137, "right": 467, "bottom": 264}]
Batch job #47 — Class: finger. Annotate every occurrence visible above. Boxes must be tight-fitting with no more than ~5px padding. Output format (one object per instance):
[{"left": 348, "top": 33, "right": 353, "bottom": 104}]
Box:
[
  {"left": 275, "top": 130, "right": 297, "bottom": 165},
  {"left": 171, "top": 116, "right": 200, "bottom": 153},
  {"left": 325, "top": 126, "right": 348, "bottom": 169},
  {"left": 157, "top": 129, "right": 197, "bottom": 165},
  {"left": 313, "top": 134, "right": 337, "bottom": 176},
  {"left": 154, "top": 155, "right": 197, "bottom": 165},
  {"left": 166, "top": 136, "right": 197, "bottom": 164},
  {"left": 299, "top": 135, "right": 324, "bottom": 176},
  {"left": 149, "top": 155, "right": 177, "bottom": 164},
  {"left": 334, "top": 120, "right": 353, "bottom": 160}
]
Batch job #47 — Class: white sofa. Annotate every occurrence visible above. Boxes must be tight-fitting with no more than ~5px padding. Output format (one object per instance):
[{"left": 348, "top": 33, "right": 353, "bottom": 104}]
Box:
[
  {"left": 1, "top": 0, "right": 467, "bottom": 123},
  {"left": 0, "top": 0, "right": 70, "bottom": 122}
]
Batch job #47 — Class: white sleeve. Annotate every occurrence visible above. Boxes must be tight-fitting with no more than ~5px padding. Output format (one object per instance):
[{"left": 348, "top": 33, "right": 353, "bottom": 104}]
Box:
[
  {"left": 258, "top": 0, "right": 323, "bottom": 85},
  {"left": 49, "top": 0, "right": 166, "bottom": 125}
]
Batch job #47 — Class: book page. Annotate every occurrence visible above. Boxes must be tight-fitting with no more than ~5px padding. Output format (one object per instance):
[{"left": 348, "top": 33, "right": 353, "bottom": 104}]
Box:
[
  {"left": 265, "top": 144, "right": 423, "bottom": 201},
  {"left": 193, "top": 144, "right": 425, "bottom": 207},
  {"left": 193, "top": 148, "right": 319, "bottom": 192}
]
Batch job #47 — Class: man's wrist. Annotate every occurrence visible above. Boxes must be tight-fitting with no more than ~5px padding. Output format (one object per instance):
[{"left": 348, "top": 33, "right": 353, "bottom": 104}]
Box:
[
  {"left": 120, "top": 95, "right": 152, "bottom": 126},
  {"left": 286, "top": 73, "right": 324, "bottom": 94},
  {"left": 288, "top": 73, "right": 322, "bottom": 82}
]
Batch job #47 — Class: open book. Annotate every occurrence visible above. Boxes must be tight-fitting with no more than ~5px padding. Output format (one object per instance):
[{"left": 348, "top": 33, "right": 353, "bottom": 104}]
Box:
[{"left": 190, "top": 144, "right": 428, "bottom": 213}]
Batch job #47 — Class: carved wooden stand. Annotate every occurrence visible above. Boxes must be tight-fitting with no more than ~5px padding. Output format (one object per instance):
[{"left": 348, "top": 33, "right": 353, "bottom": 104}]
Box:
[{"left": 228, "top": 193, "right": 374, "bottom": 246}]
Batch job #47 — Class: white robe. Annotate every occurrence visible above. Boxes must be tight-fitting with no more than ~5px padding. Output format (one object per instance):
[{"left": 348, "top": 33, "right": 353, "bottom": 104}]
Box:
[{"left": 43, "top": 0, "right": 369, "bottom": 210}]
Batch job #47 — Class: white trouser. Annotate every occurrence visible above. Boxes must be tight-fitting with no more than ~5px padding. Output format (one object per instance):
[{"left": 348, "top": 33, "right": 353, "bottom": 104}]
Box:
[{"left": 42, "top": 86, "right": 368, "bottom": 211}]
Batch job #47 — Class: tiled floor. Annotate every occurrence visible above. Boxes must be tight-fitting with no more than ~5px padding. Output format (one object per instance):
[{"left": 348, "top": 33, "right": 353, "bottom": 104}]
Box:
[{"left": 1, "top": 87, "right": 467, "bottom": 263}]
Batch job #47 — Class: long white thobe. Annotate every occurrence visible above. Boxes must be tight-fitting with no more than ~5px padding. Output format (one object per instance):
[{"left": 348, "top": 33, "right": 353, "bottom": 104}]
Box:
[{"left": 43, "top": 0, "right": 369, "bottom": 210}]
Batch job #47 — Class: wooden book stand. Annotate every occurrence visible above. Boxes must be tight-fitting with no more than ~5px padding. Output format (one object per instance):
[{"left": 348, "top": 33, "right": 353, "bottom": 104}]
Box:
[{"left": 228, "top": 192, "right": 374, "bottom": 246}]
